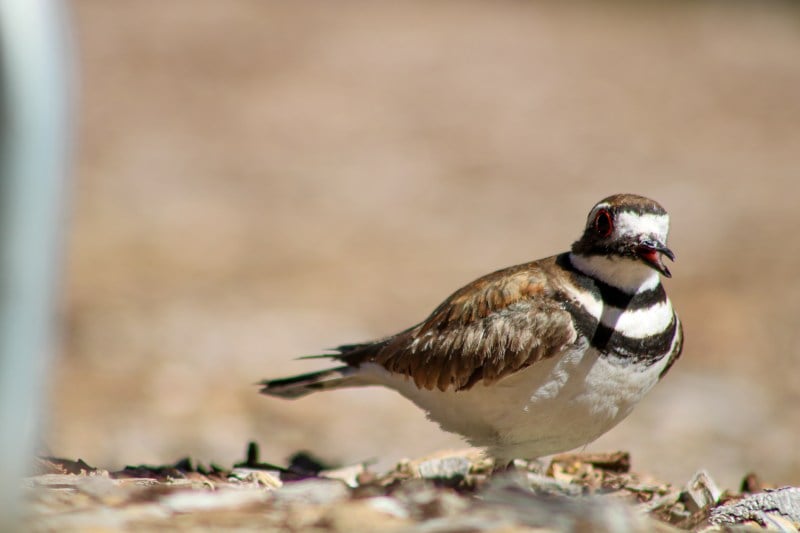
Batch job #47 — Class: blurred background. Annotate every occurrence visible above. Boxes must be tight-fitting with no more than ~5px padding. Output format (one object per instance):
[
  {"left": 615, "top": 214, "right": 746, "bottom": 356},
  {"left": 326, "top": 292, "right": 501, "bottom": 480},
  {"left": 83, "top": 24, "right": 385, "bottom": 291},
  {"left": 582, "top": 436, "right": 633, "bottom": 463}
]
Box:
[{"left": 52, "top": 0, "right": 800, "bottom": 490}]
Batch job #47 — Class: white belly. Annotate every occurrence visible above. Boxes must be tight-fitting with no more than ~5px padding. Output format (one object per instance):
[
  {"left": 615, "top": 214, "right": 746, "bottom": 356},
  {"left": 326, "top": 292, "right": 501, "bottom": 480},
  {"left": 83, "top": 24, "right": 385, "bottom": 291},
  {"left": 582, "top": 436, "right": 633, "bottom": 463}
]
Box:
[{"left": 361, "top": 346, "right": 670, "bottom": 461}]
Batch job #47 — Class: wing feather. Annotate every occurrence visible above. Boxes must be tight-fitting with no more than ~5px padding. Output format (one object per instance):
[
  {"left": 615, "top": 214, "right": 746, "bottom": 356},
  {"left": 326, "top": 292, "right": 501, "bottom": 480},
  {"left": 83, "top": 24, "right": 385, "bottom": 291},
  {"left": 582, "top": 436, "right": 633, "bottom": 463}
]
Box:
[{"left": 337, "top": 258, "right": 578, "bottom": 392}]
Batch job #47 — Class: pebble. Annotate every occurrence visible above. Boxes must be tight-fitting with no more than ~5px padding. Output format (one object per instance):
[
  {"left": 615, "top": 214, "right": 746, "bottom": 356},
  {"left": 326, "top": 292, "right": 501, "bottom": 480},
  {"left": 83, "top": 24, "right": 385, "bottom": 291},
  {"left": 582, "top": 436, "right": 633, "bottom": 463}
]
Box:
[
  {"left": 272, "top": 478, "right": 350, "bottom": 506},
  {"left": 683, "top": 469, "right": 722, "bottom": 513},
  {"left": 321, "top": 463, "right": 366, "bottom": 488},
  {"left": 365, "top": 496, "right": 410, "bottom": 519},
  {"left": 161, "top": 488, "right": 269, "bottom": 513},
  {"left": 417, "top": 456, "right": 471, "bottom": 480},
  {"left": 228, "top": 467, "right": 283, "bottom": 489}
]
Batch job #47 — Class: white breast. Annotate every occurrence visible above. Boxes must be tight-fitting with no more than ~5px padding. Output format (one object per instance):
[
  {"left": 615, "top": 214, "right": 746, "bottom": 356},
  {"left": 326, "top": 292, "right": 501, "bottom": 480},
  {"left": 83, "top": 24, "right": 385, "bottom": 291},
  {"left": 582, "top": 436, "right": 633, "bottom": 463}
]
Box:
[{"left": 360, "top": 341, "right": 672, "bottom": 462}]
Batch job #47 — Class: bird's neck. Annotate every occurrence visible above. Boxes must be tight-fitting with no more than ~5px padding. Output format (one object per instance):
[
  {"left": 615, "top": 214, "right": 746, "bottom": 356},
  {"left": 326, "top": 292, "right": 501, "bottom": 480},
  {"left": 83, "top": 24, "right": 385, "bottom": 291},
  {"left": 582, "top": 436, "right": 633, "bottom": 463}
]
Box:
[{"left": 568, "top": 252, "right": 661, "bottom": 294}]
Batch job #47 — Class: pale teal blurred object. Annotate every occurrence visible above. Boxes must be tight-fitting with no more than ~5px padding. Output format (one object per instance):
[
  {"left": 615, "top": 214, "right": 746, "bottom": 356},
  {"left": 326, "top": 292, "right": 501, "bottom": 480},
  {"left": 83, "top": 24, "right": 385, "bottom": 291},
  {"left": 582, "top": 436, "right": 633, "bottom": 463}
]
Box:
[{"left": 0, "top": 0, "right": 72, "bottom": 522}]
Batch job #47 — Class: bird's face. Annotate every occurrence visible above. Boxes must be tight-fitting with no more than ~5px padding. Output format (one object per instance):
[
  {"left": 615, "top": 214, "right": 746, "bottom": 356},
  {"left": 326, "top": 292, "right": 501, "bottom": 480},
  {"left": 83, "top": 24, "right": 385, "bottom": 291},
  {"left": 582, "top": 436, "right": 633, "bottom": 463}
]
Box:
[{"left": 572, "top": 194, "right": 675, "bottom": 277}]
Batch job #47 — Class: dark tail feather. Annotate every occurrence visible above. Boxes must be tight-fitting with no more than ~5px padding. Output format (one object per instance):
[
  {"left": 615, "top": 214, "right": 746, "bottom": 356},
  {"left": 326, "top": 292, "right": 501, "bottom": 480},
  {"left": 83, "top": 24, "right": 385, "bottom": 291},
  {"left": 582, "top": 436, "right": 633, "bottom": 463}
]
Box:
[
  {"left": 259, "top": 366, "right": 361, "bottom": 399},
  {"left": 297, "top": 338, "right": 392, "bottom": 365}
]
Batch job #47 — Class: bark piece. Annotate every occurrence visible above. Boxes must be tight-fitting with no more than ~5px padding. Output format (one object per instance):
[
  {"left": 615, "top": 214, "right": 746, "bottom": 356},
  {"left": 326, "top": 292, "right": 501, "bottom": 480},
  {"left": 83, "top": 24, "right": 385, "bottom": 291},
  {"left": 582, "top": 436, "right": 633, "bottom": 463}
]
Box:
[{"left": 709, "top": 487, "right": 800, "bottom": 527}]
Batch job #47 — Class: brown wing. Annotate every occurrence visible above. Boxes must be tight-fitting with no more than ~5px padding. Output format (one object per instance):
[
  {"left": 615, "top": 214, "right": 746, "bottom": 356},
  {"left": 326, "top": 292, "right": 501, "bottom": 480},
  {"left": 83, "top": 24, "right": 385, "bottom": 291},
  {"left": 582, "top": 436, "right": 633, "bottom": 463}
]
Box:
[{"left": 338, "top": 259, "right": 578, "bottom": 392}]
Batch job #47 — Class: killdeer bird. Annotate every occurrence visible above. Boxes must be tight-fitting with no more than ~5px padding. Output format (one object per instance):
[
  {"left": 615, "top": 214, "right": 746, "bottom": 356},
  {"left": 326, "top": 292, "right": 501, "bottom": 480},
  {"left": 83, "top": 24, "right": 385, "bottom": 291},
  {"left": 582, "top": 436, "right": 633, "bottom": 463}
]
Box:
[{"left": 260, "top": 194, "right": 682, "bottom": 463}]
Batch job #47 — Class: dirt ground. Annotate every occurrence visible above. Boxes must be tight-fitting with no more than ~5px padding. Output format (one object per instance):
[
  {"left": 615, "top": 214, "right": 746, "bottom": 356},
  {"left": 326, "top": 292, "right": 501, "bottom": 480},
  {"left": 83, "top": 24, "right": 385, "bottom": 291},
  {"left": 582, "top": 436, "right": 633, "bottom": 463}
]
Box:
[
  {"left": 52, "top": 0, "right": 800, "bottom": 491},
  {"left": 31, "top": 450, "right": 780, "bottom": 531}
]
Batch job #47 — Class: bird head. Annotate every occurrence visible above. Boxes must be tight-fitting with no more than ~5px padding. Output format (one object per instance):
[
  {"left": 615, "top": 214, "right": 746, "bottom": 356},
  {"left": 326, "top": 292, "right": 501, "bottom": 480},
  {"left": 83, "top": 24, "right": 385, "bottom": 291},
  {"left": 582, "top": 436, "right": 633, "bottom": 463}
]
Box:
[{"left": 572, "top": 194, "right": 675, "bottom": 277}]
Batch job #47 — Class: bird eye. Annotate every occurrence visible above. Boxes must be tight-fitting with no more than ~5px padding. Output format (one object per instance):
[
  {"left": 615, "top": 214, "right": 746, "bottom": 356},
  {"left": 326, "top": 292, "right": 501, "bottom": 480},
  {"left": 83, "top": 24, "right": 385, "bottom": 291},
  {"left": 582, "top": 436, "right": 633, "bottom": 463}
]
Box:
[{"left": 594, "top": 209, "right": 613, "bottom": 237}]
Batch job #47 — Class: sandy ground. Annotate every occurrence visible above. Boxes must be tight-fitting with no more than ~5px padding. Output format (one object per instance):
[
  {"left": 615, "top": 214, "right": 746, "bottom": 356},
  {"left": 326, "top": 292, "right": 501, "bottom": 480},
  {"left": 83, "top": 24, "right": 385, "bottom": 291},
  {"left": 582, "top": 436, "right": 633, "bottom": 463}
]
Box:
[{"left": 51, "top": 0, "right": 800, "bottom": 490}]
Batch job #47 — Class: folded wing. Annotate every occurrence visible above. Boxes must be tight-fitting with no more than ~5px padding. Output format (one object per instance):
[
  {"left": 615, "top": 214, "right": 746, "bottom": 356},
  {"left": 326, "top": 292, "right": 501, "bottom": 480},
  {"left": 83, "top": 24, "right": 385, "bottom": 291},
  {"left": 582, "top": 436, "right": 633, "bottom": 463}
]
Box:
[{"left": 336, "top": 261, "right": 578, "bottom": 392}]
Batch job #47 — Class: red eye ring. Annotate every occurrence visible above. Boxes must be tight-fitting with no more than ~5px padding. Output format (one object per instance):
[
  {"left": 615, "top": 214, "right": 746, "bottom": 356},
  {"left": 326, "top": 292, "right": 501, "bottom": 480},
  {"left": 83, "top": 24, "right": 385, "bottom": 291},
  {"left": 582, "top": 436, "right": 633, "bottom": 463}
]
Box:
[{"left": 594, "top": 209, "right": 613, "bottom": 238}]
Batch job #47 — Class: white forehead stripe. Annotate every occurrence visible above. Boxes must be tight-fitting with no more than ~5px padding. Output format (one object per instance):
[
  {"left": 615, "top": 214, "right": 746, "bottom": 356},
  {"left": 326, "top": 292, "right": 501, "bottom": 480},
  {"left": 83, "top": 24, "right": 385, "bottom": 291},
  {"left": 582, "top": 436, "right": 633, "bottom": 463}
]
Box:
[{"left": 613, "top": 212, "right": 669, "bottom": 241}]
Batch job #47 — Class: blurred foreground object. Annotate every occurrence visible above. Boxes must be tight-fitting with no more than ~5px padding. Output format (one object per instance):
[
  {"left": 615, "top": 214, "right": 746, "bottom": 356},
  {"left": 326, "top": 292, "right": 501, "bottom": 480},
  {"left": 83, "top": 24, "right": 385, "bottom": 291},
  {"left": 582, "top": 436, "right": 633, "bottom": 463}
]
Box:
[{"left": 0, "top": 0, "right": 72, "bottom": 522}]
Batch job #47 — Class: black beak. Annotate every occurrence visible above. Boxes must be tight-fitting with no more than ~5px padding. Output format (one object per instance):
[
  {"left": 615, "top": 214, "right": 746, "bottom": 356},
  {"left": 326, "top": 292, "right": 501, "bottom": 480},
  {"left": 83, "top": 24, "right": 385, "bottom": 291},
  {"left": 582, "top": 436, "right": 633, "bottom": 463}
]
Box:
[{"left": 637, "top": 239, "right": 675, "bottom": 278}]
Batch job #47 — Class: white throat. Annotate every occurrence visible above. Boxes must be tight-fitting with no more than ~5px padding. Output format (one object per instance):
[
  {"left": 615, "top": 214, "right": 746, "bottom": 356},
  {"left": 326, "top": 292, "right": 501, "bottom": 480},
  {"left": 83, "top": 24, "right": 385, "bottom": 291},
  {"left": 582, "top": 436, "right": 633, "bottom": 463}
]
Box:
[{"left": 569, "top": 252, "right": 661, "bottom": 294}]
